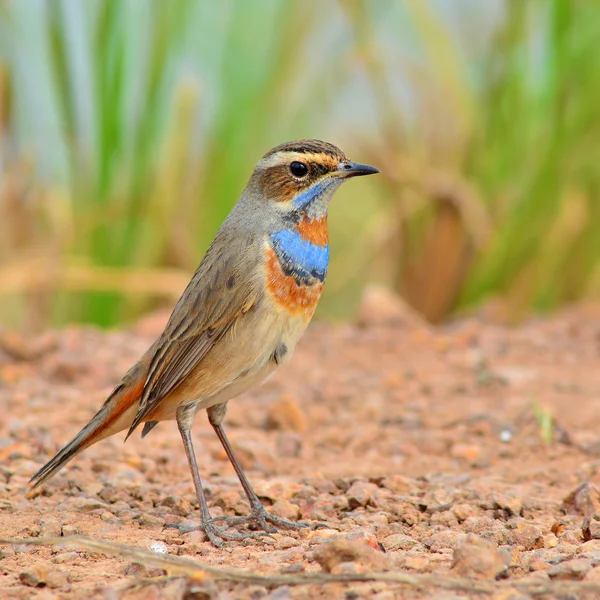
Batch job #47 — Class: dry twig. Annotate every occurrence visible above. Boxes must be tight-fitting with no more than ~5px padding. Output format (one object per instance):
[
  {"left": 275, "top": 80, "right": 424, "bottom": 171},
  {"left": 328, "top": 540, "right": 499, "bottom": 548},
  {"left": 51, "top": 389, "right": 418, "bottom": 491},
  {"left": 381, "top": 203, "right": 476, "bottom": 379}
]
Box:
[{"left": 0, "top": 535, "right": 597, "bottom": 596}]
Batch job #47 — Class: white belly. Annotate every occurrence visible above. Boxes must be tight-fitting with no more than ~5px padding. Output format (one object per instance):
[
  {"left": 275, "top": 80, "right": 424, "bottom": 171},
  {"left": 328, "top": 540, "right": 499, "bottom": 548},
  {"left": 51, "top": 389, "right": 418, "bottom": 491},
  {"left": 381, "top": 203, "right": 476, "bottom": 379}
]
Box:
[{"left": 196, "top": 358, "right": 278, "bottom": 411}]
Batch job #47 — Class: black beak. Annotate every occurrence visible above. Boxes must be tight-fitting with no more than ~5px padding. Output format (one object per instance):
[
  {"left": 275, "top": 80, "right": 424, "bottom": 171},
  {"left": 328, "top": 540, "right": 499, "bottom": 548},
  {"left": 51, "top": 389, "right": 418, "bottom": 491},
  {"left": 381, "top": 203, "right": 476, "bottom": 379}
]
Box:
[{"left": 338, "top": 161, "right": 381, "bottom": 177}]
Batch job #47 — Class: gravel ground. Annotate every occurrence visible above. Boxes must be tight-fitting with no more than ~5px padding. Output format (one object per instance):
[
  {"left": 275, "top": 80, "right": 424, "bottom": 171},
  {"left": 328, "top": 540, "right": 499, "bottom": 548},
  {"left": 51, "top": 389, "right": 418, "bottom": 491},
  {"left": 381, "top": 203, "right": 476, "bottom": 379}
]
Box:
[{"left": 2, "top": 297, "right": 600, "bottom": 599}]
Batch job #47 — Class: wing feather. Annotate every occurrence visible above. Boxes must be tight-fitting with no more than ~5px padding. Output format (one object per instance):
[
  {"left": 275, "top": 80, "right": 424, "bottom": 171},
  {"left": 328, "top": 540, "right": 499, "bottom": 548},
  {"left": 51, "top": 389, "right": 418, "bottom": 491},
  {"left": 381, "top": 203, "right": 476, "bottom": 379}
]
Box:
[{"left": 126, "top": 227, "right": 262, "bottom": 437}]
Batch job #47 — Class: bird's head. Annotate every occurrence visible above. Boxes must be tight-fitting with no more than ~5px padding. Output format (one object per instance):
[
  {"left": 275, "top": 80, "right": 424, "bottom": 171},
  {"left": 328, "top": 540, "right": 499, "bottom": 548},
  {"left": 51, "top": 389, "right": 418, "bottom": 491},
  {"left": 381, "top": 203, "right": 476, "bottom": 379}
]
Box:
[{"left": 249, "top": 139, "right": 380, "bottom": 220}]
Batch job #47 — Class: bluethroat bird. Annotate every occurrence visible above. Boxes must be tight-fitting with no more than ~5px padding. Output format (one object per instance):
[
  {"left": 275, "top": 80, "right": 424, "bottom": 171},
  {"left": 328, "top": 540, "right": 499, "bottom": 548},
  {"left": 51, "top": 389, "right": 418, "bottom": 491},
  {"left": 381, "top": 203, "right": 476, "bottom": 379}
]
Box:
[{"left": 30, "top": 140, "right": 380, "bottom": 546}]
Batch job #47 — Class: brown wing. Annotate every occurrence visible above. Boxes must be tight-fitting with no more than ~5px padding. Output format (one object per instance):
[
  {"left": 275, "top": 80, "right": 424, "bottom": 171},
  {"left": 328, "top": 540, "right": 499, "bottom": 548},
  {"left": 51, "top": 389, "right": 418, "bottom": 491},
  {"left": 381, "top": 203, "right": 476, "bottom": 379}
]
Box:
[{"left": 126, "top": 228, "right": 262, "bottom": 438}]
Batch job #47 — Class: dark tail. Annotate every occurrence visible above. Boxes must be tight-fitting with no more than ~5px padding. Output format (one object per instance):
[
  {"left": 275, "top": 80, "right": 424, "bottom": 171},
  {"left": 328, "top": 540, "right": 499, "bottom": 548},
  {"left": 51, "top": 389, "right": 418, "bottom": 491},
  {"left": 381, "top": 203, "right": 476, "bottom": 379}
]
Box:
[{"left": 29, "top": 364, "right": 146, "bottom": 489}]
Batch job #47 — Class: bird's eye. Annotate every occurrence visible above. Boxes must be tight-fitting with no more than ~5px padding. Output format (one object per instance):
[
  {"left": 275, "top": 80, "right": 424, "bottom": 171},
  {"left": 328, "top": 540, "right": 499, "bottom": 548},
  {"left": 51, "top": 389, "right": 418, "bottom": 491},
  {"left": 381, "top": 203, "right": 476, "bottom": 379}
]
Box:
[{"left": 290, "top": 161, "right": 308, "bottom": 178}]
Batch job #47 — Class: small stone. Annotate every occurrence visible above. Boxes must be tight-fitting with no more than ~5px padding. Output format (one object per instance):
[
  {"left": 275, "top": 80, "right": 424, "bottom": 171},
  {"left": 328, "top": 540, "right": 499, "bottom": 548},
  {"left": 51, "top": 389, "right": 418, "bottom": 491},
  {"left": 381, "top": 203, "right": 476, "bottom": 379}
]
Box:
[
  {"left": 419, "top": 486, "right": 454, "bottom": 513},
  {"left": 381, "top": 533, "right": 419, "bottom": 551},
  {"left": 122, "top": 562, "right": 165, "bottom": 578},
  {"left": 53, "top": 552, "right": 79, "bottom": 564},
  {"left": 430, "top": 510, "right": 459, "bottom": 528},
  {"left": 149, "top": 540, "right": 168, "bottom": 554},
  {"left": 137, "top": 513, "right": 165, "bottom": 528},
  {"left": 276, "top": 536, "right": 298, "bottom": 550},
  {"left": 559, "top": 529, "right": 582, "bottom": 544},
  {"left": 491, "top": 492, "right": 523, "bottom": 517},
  {"left": 270, "top": 499, "right": 300, "bottom": 521},
  {"left": 346, "top": 481, "right": 379, "bottom": 509},
  {"left": 253, "top": 480, "right": 304, "bottom": 502},
  {"left": 452, "top": 503, "right": 477, "bottom": 522},
  {"left": 382, "top": 475, "right": 418, "bottom": 495},
  {"left": 330, "top": 561, "right": 360, "bottom": 574},
  {"left": 313, "top": 539, "right": 390, "bottom": 572},
  {"left": 307, "top": 528, "right": 339, "bottom": 540},
  {"left": 20, "top": 563, "right": 49, "bottom": 587},
  {"left": 562, "top": 482, "right": 600, "bottom": 517},
  {"left": 582, "top": 517, "right": 600, "bottom": 540},
  {"left": 543, "top": 533, "right": 558, "bottom": 548},
  {"left": 244, "top": 585, "right": 268, "bottom": 599},
  {"left": 0, "top": 547, "right": 16, "bottom": 559},
  {"left": 268, "top": 586, "right": 293, "bottom": 600},
  {"left": 344, "top": 531, "right": 382, "bottom": 552},
  {"left": 59, "top": 497, "right": 111, "bottom": 512},
  {"left": 425, "top": 530, "right": 465, "bottom": 553},
  {"left": 451, "top": 534, "right": 510, "bottom": 579},
  {"left": 548, "top": 558, "right": 592, "bottom": 580},
  {"left": 61, "top": 524, "right": 78, "bottom": 537},
  {"left": 46, "top": 570, "right": 71, "bottom": 589},
  {"left": 514, "top": 524, "right": 544, "bottom": 551},
  {"left": 39, "top": 518, "right": 63, "bottom": 537},
  {"left": 527, "top": 557, "right": 551, "bottom": 572}
]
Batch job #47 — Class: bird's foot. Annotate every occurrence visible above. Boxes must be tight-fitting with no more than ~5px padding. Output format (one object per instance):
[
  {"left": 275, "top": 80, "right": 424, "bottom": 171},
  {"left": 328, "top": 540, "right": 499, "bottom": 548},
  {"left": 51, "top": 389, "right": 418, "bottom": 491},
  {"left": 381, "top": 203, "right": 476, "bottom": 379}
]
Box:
[
  {"left": 213, "top": 505, "right": 317, "bottom": 533},
  {"left": 165, "top": 519, "right": 271, "bottom": 548}
]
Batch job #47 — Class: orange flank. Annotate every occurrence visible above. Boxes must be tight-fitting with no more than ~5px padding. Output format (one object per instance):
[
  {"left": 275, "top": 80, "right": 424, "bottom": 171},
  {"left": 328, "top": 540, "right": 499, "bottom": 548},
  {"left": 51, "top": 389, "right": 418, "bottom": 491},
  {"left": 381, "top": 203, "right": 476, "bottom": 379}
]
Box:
[
  {"left": 295, "top": 216, "right": 328, "bottom": 247},
  {"left": 265, "top": 246, "right": 323, "bottom": 318},
  {"left": 88, "top": 377, "right": 145, "bottom": 445}
]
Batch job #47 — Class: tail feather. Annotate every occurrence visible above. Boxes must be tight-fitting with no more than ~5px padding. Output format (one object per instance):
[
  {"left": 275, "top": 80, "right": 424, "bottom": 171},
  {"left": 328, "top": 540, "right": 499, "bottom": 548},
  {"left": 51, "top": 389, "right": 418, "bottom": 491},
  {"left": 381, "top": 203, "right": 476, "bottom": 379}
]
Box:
[{"left": 30, "top": 363, "right": 146, "bottom": 489}]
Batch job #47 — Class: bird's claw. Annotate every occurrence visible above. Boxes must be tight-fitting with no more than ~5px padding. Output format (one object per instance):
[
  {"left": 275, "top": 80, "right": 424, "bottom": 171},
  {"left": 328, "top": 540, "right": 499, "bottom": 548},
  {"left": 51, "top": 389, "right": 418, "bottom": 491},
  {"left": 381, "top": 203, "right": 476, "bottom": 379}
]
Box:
[
  {"left": 165, "top": 507, "right": 316, "bottom": 547},
  {"left": 164, "top": 519, "right": 271, "bottom": 548},
  {"left": 213, "top": 506, "right": 314, "bottom": 533}
]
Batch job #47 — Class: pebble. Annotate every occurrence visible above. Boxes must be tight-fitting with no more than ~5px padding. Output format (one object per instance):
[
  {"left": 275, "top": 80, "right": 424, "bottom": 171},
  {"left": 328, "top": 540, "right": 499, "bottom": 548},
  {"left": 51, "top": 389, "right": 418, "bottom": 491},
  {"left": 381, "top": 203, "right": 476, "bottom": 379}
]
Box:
[
  {"left": 53, "top": 552, "right": 79, "bottom": 564},
  {"left": 58, "top": 497, "right": 111, "bottom": 512},
  {"left": 0, "top": 546, "right": 16, "bottom": 559},
  {"left": 382, "top": 475, "right": 419, "bottom": 495},
  {"left": 137, "top": 513, "right": 166, "bottom": 528},
  {"left": 451, "top": 503, "right": 477, "bottom": 522},
  {"left": 270, "top": 499, "right": 300, "bottom": 521},
  {"left": 514, "top": 523, "right": 544, "bottom": 550},
  {"left": 19, "top": 563, "right": 70, "bottom": 589},
  {"left": 419, "top": 486, "right": 454, "bottom": 513},
  {"left": 313, "top": 538, "right": 390, "bottom": 572},
  {"left": 425, "top": 530, "right": 465, "bottom": 553},
  {"left": 491, "top": 492, "right": 523, "bottom": 517},
  {"left": 562, "top": 482, "right": 600, "bottom": 517},
  {"left": 276, "top": 536, "right": 298, "bottom": 550},
  {"left": 268, "top": 586, "right": 293, "bottom": 600},
  {"left": 61, "top": 524, "right": 78, "bottom": 537},
  {"left": 548, "top": 558, "right": 592, "bottom": 580},
  {"left": 346, "top": 481, "right": 379, "bottom": 509},
  {"left": 450, "top": 534, "right": 510, "bottom": 579},
  {"left": 381, "top": 533, "right": 419, "bottom": 551},
  {"left": 149, "top": 540, "right": 168, "bottom": 554},
  {"left": 39, "top": 518, "right": 63, "bottom": 537},
  {"left": 543, "top": 533, "right": 558, "bottom": 548}
]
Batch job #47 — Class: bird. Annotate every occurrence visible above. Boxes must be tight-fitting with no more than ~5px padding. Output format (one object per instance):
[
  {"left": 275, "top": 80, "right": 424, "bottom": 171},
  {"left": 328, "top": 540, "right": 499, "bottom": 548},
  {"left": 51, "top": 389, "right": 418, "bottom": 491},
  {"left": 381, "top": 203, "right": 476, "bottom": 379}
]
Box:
[{"left": 29, "top": 139, "right": 380, "bottom": 547}]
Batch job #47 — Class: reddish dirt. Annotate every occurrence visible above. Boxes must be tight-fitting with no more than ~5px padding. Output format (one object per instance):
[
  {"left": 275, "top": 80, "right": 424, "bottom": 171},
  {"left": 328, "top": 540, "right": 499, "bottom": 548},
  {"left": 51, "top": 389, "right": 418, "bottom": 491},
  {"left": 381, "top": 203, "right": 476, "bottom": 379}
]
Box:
[{"left": 2, "top": 300, "right": 600, "bottom": 598}]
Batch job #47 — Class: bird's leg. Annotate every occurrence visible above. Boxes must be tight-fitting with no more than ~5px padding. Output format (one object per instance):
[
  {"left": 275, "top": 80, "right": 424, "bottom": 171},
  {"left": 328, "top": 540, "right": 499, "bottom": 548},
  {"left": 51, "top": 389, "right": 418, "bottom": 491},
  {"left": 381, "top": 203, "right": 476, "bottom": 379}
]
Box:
[
  {"left": 171, "top": 403, "right": 268, "bottom": 547},
  {"left": 207, "top": 403, "right": 312, "bottom": 532}
]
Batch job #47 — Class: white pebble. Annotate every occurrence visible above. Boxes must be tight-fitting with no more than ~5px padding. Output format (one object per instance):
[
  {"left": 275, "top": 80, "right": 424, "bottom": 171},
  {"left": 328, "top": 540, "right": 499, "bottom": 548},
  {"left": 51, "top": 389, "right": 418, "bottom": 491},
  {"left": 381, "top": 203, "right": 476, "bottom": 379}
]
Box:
[{"left": 149, "top": 540, "right": 168, "bottom": 554}]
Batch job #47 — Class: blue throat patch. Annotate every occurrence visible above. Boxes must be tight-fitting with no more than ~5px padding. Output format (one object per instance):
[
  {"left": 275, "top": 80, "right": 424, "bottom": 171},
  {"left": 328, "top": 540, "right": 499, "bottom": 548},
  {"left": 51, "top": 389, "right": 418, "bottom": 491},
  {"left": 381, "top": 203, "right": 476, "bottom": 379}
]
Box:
[
  {"left": 292, "top": 179, "right": 330, "bottom": 209},
  {"left": 270, "top": 229, "right": 329, "bottom": 285}
]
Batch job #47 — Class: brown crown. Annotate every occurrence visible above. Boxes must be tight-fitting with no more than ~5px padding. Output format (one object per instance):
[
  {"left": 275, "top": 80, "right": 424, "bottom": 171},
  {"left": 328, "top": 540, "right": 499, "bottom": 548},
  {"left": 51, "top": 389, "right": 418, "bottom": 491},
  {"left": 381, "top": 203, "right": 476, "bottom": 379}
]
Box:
[{"left": 263, "top": 139, "right": 347, "bottom": 162}]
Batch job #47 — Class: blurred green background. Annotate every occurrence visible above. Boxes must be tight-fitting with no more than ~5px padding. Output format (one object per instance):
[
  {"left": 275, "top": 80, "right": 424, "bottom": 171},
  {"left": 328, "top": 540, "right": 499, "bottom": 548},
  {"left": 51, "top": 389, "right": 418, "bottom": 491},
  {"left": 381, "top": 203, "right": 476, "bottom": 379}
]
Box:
[{"left": 1, "top": 0, "right": 598, "bottom": 330}]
